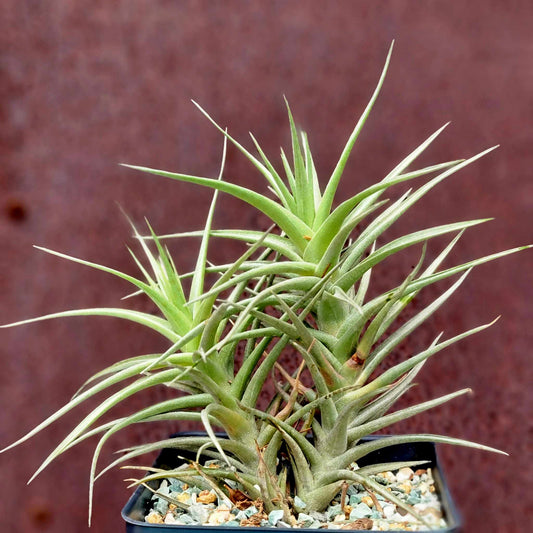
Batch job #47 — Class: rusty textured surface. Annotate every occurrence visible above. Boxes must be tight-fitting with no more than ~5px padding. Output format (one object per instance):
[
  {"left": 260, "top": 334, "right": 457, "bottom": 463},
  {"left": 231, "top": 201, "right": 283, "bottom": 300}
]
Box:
[{"left": 0, "top": 1, "right": 531, "bottom": 531}]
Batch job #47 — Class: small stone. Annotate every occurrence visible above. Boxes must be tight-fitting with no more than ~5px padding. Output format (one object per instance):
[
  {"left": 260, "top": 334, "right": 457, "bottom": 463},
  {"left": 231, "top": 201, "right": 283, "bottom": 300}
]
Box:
[
  {"left": 179, "top": 514, "right": 196, "bottom": 525},
  {"left": 360, "top": 496, "right": 374, "bottom": 507},
  {"left": 235, "top": 510, "right": 248, "bottom": 521},
  {"left": 420, "top": 507, "right": 443, "bottom": 521},
  {"left": 154, "top": 498, "right": 169, "bottom": 515},
  {"left": 176, "top": 492, "right": 191, "bottom": 504},
  {"left": 327, "top": 504, "right": 343, "bottom": 520},
  {"left": 208, "top": 507, "right": 232, "bottom": 525},
  {"left": 414, "top": 469, "right": 426, "bottom": 476},
  {"left": 310, "top": 511, "right": 327, "bottom": 522},
  {"left": 226, "top": 520, "right": 240, "bottom": 527},
  {"left": 377, "top": 471, "right": 396, "bottom": 484},
  {"left": 298, "top": 513, "right": 314, "bottom": 526},
  {"left": 397, "top": 482, "right": 412, "bottom": 495},
  {"left": 189, "top": 504, "right": 209, "bottom": 523},
  {"left": 169, "top": 491, "right": 181, "bottom": 501},
  {"left": 346, "top": 485, "right": 359, "bottom": 497},
  {"left": 169, "top": 479, "right": 182, "bottom": 492},
  {"left": 418, "top": 482, "right": 429, "bottom": 494},
  {"left": 244, "top": 505, "right": 259, "bottom": 517},
  {"left": 349, "top": 494, "right": 362, "bottom": 506},
  {"left": 164, "top": 513, "right": 180, "bottom": 524},
  {"left": 429, "top": 485, "right": 436, "bottom": 493},
  {"left": 145, "top": 510, "right": 164, "bottom": 524},
  {"left": 396, "top": 467, "right": 414, "bottom": 482},
  {"left": 158, "top": 480, "right": 170, "bottom": 495},
  {"left": 341, "top": 518, "right": 373, "bottom": 530},
  {"left": 294, "top": 495, "right": 307, "bottom": 509},
  {"left": 268, "top": 510, "right": 285, "bottom": 526},
  {"left": 240, "top": 513, "right": 268, "bottom": 527},
  {"left": 382, "top": 504, "right": 396, "bottom": 519},
  {"left": 333, "top": 514, "right": 346, "bottom": 523},
  {"left": 350, "top": 502, "right": 373, "bottom": 519},
  {"left": 406, "top": 490, "right": 422, "bottom": 505},
  {"left": 197, "top": 490, "right": 217, "bottom": 504}
]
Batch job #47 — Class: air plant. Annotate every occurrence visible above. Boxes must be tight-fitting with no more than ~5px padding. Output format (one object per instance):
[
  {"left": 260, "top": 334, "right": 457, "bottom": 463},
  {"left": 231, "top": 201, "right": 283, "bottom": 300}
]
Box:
[{"left": 1, "top": 43, "right": 529, "bottom": 528}]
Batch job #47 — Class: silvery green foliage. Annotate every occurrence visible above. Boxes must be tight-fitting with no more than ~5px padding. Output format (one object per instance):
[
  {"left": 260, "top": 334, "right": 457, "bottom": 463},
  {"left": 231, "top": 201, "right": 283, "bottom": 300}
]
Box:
[{"left": 2, "top": 43, "right": 529, "bottom": 527}]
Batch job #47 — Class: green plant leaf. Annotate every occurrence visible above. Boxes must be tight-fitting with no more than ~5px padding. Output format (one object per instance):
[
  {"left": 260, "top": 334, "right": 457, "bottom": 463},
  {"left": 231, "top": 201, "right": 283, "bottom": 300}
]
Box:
[
  {"left": 316, "top": 42, "right": 394, "bottom": 226},
  {"left": 1, "top": 308, "right": 180, "bottom": 342},
  {"left": 121, "top": 164, "right": 312, "bottom": 252}
]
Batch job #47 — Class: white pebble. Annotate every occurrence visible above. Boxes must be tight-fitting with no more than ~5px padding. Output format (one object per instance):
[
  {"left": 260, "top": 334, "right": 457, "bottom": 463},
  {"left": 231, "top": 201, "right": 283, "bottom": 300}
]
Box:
[
  {"left": 164, "top": 513, "right": 180, "bottom": 524},
  {"left": 396, "top": 467, "right": 414, "bottom": 482},
  {"left": 382, "top": 504, "right": 396, "bottom": 519}
]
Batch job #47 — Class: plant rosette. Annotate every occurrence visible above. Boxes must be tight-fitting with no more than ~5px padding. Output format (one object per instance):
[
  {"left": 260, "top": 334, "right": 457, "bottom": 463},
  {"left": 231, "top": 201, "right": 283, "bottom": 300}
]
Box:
[
  {"left": 122, "top": 435, "right": 461, "bottom": 532},
  {"left": 2, "top": 42, "right": 530, "bottom": 532}
]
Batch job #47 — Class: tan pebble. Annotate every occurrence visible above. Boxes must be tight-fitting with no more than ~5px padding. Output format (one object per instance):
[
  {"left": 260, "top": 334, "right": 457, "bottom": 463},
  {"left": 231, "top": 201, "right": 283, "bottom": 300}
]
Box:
[
  {"left": 341, "top": 518, "right": 373, "bottom": 529},
  {"left": 361, "top": 496, "right": 374, "bottom": 507},
  {"left": 240, "top": 513, "right": 268, "bottom": 527},
  {"left": 197, "top": 490, "right": 217, "bottom": 504},
  {"left": 208, "top": 508, "right": 232, "bottom": 525},
  {"left": 333, "top": 514, "right": 346, "bottom": 523},
  {"left": 414, "top": 469, "right": 426, "bottom": 476},
  {"left": 420, "top": 507, "right": 442, "bottom": 520},
  {"left": 146, "top": 511, "right": 164, "bottom": 524},
  {"left": 343, "top": 505, "right": 352, "bottom": 514},
  {"left": 176, "top": 492, "right": 191, "bottom": 503},
  {"left": 429, "top": 485, "right": 436, "bottom": 493},
  {"left": 168, "top": 503, "right": 177, "bottom": 512},
  {"left": 378, "top": 471, "right": 396, "bottom": 483},
  {"left": 397, "top": 481, "right": 412, "bottom": 494},
  {"left": 182, "top": 483, "right": 189, "bottom": 489}
]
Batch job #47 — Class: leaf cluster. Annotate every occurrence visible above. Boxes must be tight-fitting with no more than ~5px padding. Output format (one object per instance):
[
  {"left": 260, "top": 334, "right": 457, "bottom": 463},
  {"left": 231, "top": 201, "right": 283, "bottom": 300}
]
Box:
[{"left": 2, "top": 43, "right": 529, "bottom": 527}]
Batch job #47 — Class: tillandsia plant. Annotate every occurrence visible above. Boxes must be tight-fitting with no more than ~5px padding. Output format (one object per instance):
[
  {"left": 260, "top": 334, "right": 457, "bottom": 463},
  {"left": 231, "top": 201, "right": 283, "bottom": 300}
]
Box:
[{"left": 1, "top": 42, "right": 530, "bottom": 529}]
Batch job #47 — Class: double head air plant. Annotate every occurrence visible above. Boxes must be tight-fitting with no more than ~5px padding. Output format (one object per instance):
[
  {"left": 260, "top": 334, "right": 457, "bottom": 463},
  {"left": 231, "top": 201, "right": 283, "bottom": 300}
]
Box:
[{"left": 2, "top": 44, "right": 529, "bottom": 529}]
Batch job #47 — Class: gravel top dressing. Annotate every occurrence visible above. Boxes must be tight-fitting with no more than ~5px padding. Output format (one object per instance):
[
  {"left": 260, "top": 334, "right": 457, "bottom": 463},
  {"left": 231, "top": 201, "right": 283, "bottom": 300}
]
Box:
[{"left": 143, "top": 464, "right": 446, "bottom": 531}]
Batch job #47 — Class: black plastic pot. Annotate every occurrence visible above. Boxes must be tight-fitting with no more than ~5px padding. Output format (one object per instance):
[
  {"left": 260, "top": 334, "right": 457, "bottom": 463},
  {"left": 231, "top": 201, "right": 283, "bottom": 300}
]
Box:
[{"left": 122, "top": 434, "right": 461, "bottom": 532}]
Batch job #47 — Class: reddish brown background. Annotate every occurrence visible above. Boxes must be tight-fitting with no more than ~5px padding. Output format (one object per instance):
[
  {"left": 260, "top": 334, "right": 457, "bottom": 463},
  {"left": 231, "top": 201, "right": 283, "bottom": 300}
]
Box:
[{"left": 1, "top": 1, "right": 531, "bottom": 532}]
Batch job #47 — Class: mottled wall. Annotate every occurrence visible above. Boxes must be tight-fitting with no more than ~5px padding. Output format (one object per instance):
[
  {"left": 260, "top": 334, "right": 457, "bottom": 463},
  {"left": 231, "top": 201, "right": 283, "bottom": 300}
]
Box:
[{"left": 1, "top": 1, "right": 531, "bottom": 532}]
